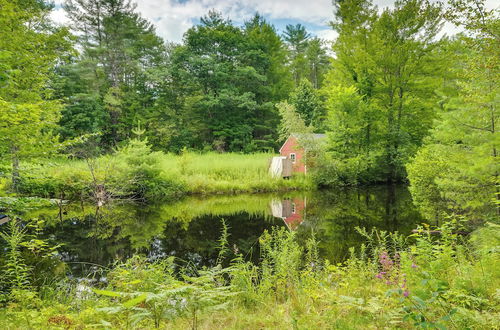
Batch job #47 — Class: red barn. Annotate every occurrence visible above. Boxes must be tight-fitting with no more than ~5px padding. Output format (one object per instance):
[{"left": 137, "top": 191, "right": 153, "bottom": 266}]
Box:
[{"left": 279, "top": 134, "right": 326, "bottom": 175}]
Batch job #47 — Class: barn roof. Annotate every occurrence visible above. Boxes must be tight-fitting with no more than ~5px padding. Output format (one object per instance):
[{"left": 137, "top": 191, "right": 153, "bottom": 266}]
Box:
[
  {"left": 291, "top": 133, "right": 326, "bottom": 140},
  {"left": 279, "top": 133, "right": 327, "bottom": 153}
]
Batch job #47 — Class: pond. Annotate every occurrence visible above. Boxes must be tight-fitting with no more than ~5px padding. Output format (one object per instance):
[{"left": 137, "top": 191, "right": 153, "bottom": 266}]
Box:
[{"left": 3, "top": 185, "right": 426, "bottom": 275}]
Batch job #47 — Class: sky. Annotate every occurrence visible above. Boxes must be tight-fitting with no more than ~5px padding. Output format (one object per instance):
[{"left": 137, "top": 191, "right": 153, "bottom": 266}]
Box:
[{"left": 50, "top": 0, "right": 499, "bottom": 44}]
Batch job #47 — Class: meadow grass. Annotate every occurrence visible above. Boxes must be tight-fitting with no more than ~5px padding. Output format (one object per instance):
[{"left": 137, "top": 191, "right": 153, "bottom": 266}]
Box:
[
  {"left": 7, "top": 149, "right": 313, "bottom": 200},
  {"left": 161, "top": 151, "right": 311, "bottom": 194}
]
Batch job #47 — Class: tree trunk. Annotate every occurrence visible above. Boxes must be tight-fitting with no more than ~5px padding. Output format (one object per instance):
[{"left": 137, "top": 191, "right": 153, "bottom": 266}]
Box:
[
  {"left": 491, "top": 104, "right": 499, "bottom": 215},
  {"left": 11, "top": 145, "right": 20, "bottom": 192},
  {"left": 386, "top": 88, "right": 396, "bottom": 183}
]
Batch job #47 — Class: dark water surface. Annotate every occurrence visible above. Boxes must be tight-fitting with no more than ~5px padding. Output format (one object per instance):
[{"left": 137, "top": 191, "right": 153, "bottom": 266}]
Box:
[{"left": 14, "top": 185, "right": 425, "bottom": 274}]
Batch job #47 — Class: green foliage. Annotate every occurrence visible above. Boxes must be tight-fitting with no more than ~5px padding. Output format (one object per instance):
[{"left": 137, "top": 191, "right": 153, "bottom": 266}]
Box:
[
  {"left": 258, "top": 227, "right": 303, "bottom": 300},
  {"left": 216, "top": 218, "right": 230, "bottom": 266},
  {"left": 166, "top": 11, "right": 290, "bottom": 153},
  {"left": 276, "top": 101, "right": 325, "bottom": 172},
  {"left": 316, "top": 85, "right": 383, "bottom": 185},
  {"left": 0, "top": 219, "right": 65, "bottom": 305},
  {"left": 283, "top": 23, "right": 311, "bottom": 85},
  {"left": 0, "top": 0, "right": 73, "bottom": 189},
  {"left": 289, "top": 80, "right": 325, "bottom": 129},
  {"left": 0, "top": 219, "right": 498, "bottom": 328},
  {"left": 407, "top": 1, "right": 499, "bottom": 222},
  {"left": 282, "top": 25, "right": 330, "bottom": 88},
  {"left": 325, "top": 0, "right": 446, "bottom": 184},
  {"left": 1, "top": 0, "right": 499, "bottom": 327},
  {"left": 60, "top": 0, "right": 168, "bottom": 148},
  {"left": 111, "top": 139, "right": 187, "bottom": 202},
  {"left": 14, "top": 139, "right": 187, "bottom": 202},
  {"left": 0, "top": 221, "right": 31, "bottom": 297},
  {"left": 276, "top": 101, "right": 314, "bottom": 141}
]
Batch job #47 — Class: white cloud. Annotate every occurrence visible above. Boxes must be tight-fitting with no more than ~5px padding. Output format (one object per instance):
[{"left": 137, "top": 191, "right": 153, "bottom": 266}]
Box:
[
  {"left": 135, "top": 0, "right": 336, "bottom": 42},
  {"left": 315, "top": 29, "right": 338, "bottom": 42},
  {"left": 50, "top": 6, "right": 70, "bottom": 26},
  {"left": 241, "top": 0, "right": 333, "bottom": 25},
  {"left": 50, "top": 0, "right": 335, "bottom": 42},
  {"left": 49, "top": 0, "right": 499, "bottom": 43},
  {"left": 135, "top": 0, "right": 208, "bottom": 43}
]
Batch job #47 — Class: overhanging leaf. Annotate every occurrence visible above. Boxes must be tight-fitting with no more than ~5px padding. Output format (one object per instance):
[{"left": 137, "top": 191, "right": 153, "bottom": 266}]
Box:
[{"left": 123, "top": 294, "right": 147, "bottom": 308}]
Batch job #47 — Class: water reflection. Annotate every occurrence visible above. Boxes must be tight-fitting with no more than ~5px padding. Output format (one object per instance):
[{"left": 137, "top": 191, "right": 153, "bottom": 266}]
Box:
[
  {"left": 20, "top": 185, "right": 424, "bottom": 274},
  {"left": 294, "top": 185, "right": 424, "bottom": 262},
  {"left": 271, "top": 197, "right": 307, "bottom": 231}
]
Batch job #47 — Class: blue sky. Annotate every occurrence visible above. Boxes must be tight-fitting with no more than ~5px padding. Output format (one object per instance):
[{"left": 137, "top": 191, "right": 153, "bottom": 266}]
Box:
[{"left": 51, "top": 0, "right": 499, "bottom": 43}]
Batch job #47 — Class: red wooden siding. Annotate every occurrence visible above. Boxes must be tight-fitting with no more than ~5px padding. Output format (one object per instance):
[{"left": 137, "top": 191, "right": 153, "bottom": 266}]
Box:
[{"left": 279, "top": 136, "right": 306, "bottom": 174}]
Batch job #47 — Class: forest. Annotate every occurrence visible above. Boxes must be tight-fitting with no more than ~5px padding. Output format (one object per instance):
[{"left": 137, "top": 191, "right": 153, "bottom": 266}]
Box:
[{"left": 0, "top": 0, "right": 498, "bottom": 328}]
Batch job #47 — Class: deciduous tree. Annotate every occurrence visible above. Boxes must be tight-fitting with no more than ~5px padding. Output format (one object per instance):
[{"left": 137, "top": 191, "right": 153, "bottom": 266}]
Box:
[{"left": 0, "top": 0, "right": 72, "bottom": 189}]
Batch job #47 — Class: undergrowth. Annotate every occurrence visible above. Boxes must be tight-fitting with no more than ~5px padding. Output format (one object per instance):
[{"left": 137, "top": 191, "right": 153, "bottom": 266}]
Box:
[{"left": 0, "top": 217, "right": 498, "bottom": 329}]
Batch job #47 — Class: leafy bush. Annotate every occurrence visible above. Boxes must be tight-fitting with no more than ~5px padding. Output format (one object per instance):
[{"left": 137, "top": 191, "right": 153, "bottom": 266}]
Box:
[
  {"left": 312, "top": 151, "right": 387, "bottom": 187},
  {"left": 109, "top": 139, "right": 187, "bottom": 202},
  {"left": 0, "top": 220, "right": 65, "bottom": 305}
]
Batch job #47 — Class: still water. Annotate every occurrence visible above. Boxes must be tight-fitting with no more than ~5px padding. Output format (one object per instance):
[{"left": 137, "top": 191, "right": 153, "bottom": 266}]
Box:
[{"left": 12, "top": 185, "right": 425, "bottom": 274}]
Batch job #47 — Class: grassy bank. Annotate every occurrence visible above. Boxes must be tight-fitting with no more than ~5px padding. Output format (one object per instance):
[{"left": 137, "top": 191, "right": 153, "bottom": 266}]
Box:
[
  {"left": 2, "top": 140, "right": 312, "bottom": 201},
  {"left": 0, "top": 220, "right": 498, "bottom": 329}
]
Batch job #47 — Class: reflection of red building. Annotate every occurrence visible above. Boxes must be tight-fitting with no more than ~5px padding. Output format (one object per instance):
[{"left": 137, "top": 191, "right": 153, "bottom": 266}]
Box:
[{"left": 270, "top": 197, "right": 306, "bottom": 231}]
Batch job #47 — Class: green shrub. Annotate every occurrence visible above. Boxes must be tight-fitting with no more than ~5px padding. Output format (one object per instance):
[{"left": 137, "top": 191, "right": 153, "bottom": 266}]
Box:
[
  {"left": 110, "top": 139, "right": 187, "bottom": 202},
  {"left": 0, "top": 220, "right": 65, "bottom": 305},
  {"left": 312, "top": 152, "right": 386, "bottom": 187}
]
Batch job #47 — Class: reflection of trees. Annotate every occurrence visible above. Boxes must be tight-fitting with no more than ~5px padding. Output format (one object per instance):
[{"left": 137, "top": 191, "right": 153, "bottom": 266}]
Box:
[
  {"left": 37, "top": 208, "right": 133, "bottom": 273},
  {"left": 30, "top": 194, "right": 281, "bottom": 274},
  {"left": 26, "top": 203, "right": 168, "bottom": 274},
  {"left": 21, "top": 186, "right": 423, "bottom": 273},
  {"left": 159, "top": 212, "right": 282, "bottom": 268},
  {"left": 295, "top": 185, "right": 423, "bottom": 263},
  {"left": 156, "top": 194, "right": 277, "bottom": 224}
]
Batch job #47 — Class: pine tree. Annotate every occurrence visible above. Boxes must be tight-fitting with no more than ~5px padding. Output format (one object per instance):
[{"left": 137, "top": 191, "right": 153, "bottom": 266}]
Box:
[{"left": 61, "top": 0, "right": 167, "bottom": 147}]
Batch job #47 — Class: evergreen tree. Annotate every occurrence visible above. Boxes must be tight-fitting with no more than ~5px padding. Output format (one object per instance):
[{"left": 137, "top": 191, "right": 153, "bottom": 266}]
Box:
[
  {"left": 61, "top": 0, "right": 167, "bottom": 148},
  {"left": 244, "top": 14, "right": 294, "bottom": 150},
  {"left": 283, "top": 24, "right": 311, "bottom": 86},
  {"left": 305, "top": 38, "right": 330, "bottom": 89}
]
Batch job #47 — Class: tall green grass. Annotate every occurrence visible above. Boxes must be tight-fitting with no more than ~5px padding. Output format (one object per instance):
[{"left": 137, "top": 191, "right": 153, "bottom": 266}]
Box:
[
  {"left": 161, "top": 151, "right": 311, "bottom": 194},
  {"left": 10, "top": 145, "right": 313, "bottom": 200}
]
